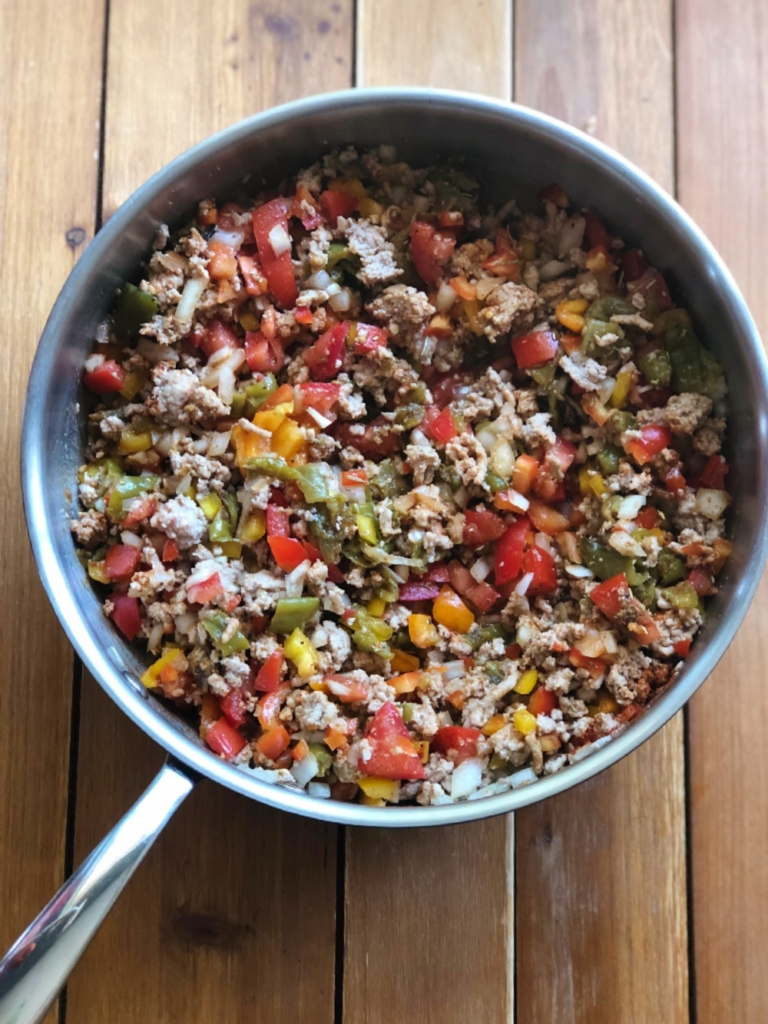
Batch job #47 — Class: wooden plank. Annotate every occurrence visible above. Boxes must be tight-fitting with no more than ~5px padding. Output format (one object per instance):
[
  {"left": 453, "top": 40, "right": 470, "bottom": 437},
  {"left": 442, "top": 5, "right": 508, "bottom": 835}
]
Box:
[
  {"left": 356, "top": 0, "right": 512, "bottom": 98},
  {"left": 677, "top": 1, "right": 768, "bottom": 1019},
  {"left": 66, "top": 3, "right": 353, "bottom": 1021},
  {"left": 345, "top": 6, "right": 515, "bottom": 1024},
  {"left": 514, "top": 3, "right": 689, "bottom": 1021},
  {"left": 0, "top": 1, "right": 104, "bottom": 1020},
  {"left": 103, "top": 0, "right": 354, "bottom": 218}
]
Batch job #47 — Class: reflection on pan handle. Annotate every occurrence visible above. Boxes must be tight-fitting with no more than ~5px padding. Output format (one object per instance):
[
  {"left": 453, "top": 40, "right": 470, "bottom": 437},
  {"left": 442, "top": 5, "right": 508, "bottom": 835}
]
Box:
[{"left": 0, "top": 757, "right": 196, "bottom": 1024}]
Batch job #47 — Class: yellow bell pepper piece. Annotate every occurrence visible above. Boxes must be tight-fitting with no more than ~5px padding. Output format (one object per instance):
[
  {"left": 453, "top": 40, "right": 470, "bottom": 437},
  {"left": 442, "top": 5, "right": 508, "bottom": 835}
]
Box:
[
  {"left": 597, "top": 691, "right": 619, "bottom": 714},
  {"left": 356, "top": 513, "right": 379, "bottom": 546},
  {"left": 579, "top": 467, "right": 608, "bottom": 499},
  {"left": 367, "top": 597, "right": 387, "bottom": 618},
  {"left": 271, "top": 417, "right": 305, "bottom": 460},
  {"left": 198, "top": 492, "right": 222, "bottom": 521},
  {"left": 611, "top": 365, "right": 633, "bottom": 408},
  {"left": 513, "top": 668, "right": 539, "bottom": 695},
  {"left": 408, "top": 613, "right": 440, "bottom": 649},
  {"left": 358, "top": 776, "right": 400, "bottom": 802},
  {"left": 513, "top": 708, "right": 538, "bottom": 735},
  {"left": 520, "top": 238, "right": 537, "bottom": 261},
  {"left": 284, "top": 627, "right": 319, "bottom": 678},
  {"left": 357, "top": 197, "right": 384, "bottom": 218},
  {"left": 219, "top": 540, "right": 242, "bottom": 559},
  {"left": 462, "top": 298, "right": 485, "bottom": 336},
  {"left": 555, "top": 298, "right": 588, "bottom": 333},
  {"left": 413, "top": 740, "right": 430, "bottom": 764},
  {"left": 141, "top": 648, "right": 188, "bottom": 690},
  {"left": 253, "top": 408, "right": 287, "bottom": 434},
  {"left": 328, "top": 176, "right": 367, "bottom": 199},
  {"left": 240, "top": 510, "right": 266, "bottom": 544},
  {"left": 231, "top": 424, "right": 270, "bottom": 469},
  {"left": 391, "top": 650, "right": 420, "bottom": 673},
  {"left": 119, "top": 368, "right": 149, "bottom": 401},
  {"left": 432, "top": 586, "right": 475, "bottom": 634},
  {"left": 238, "top": 309, "right": 260, "bottom": 332},
  {"left": 119, "top": 430, "right": 153, "bottom": 454},
  {"left": 539, "top": 733, "right": 562, "bottom": 753},
  {"left": 87, "top": 559, "right": 110, "bottom": 584},
  {"left": 360, "top": 795, "right": 387, "bottom": 807},
  {"left": 482, "top": 714, "right": 507, "bottom": 736}
]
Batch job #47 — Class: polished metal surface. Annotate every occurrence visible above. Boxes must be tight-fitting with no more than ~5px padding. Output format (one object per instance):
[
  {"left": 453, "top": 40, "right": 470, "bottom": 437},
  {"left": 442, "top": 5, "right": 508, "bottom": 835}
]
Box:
[
  {"left": 5, "top": 86, "right": 768, "bottom": 1011},
  {"left": 0, "top": 760, "right": 195, "bottom": 1024}
]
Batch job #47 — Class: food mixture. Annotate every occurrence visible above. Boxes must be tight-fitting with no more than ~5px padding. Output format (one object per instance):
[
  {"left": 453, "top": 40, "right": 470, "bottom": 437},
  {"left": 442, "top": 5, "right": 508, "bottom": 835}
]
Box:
[{"left": 72, "top": 147, "right": 732, "bottom": 806}]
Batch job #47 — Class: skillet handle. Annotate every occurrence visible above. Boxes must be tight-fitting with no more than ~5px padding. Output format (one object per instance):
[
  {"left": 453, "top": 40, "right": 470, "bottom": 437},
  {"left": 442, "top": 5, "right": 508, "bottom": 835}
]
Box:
[{"left": 0, "top": 757, "right": 196, "bottom": 1024}]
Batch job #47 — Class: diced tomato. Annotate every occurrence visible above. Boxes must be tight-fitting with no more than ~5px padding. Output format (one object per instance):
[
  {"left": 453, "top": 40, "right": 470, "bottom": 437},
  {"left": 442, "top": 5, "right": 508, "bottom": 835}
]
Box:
[
  {"left": 244, "top": 330, "right": 284, "bottom": 373},
  {"left": 511, "top": 328, "right": 559, "bottom": 369},
  {"left": 256, "top": 724, "right": 290, "bottom": 761},
  {"left": 251, "top": 650, "right": 284, "bottom": 693},
  {"left": 446, "top": 559, "right": 500, "bottom": 613},
  {"left": 634, "top": 506, "right": 662, "bottom": 530},
  {"left": 560, "top": 332, "right": 582, "bottom": 355},
  {"left": 550, "top": 437, "right": 578, "bottom": 474},
  {"left": 533, "top": 436, "right": 577, "bottom": 501},
  {"left": 495, "top": 517, "right": 530, "bottom": 585},
  {"left": 265, "top": 504, "right": 290, "bottom": 537},
  {"left": 589, "top": 573, "right": 629, "bottom": 619},
  {"left": 698, "top": 455, "right": 728, "bottom": 490},
  {"left": 567, "top": 647, "right": 607, "bottom": 678},
  {"left": 664, "top": 466, "right": 687, "bottom": 495},
  {"left": 522, "top": 545, "right": 558, "bottom": 595},
  {"left": 187, "top": 572, "right": 223, "bottom": 605},
  {"left": 463, "top": 508, "right": 506, "bottom": 547},
  {"left": 432, "top": 726, "right": 482, "bottom": 765},
  {"left": 333, "top": 417, "right": 401, "bottom": 458},
  {"left": 108, "top": 593, "right": 141, "bottom": 641},
  {"left": 688, "top": 567, "right": 717, "bottom": 596},
  {"left": 301, "top": 540, "right": 323, "bottom": 563},
  {"left": 319, "top": 189, "right": 357, "bottom": 222},
  {"left": 104, "top": 544, "right": 141, "bottom": 581},
  {"left": 206, "top": 717, "right": 247, "bottom": 759},
  {"left": 399, "top": 583, "right": 441, "bottom": 602},
  {"left": 410, "top": 220, "right": 456, "bottom": 285},
  {"left": 625, "top": 424, "right": 672, "bottom": 466},
  {"left": 538, "top": 183, "right": 569, "bottom": 207},
  {"left": 528, "top": 687, "right": 558, "bottom": 716},
  {"left": 582, "top": 210, "right": 612, "bottom": 250},
  {"left": 467, "top": 579, "right": 501, "bottom": 613},
  {"left": 512, "top": 454, "right": 540, "bottom": 495},
  {"left": 217, "top": 202, "right": 251, "bottom": 238},
  {"left": 423, "top": 405, "right": 457, "bottom": 444},
  {"left": 341, "top": 468, "right": 367, "bottom": 487},
  {"left": 353, "top": 322, "right": 389, "bottom": 354},
  {"left": 292, "top": 183, "right": 323, "bottom": 230},
  {"left": 627, "top": 268, "right": 673, "bottom": 316},
  {"left": 251, "top": 197, "right": 298, "bottom": 308},
  {"left": 527, "top": 498, "right": 570, "bottom": 535},
  {"left": 673, "top": 638, "right": 692, "bottom": 658},
  {"left": 268, "top": 535, "right": 308, "bottom": 572},
  {"left": 256, "top": 688, "right": 288, "bottom": 729},
  {"left": 161, "top": 538, "right": 179, "bottom": 563},
  {"left": 326, "top": 674, "right": 368, "bottom": 703},
  {"left": 208, "top": 241, "right": 238, "bottom": 280},
  {"left": 304, "top": 320, "right": 349, "bottom": 380},
  {"left": 619, "top": 248, "right": 649, "bottom": 282},
  {"left": 481, "top": 228, "right": 521, "bottom": 280},
  {"left": 294, "top": 382, "right": 341, "bottom": 418},
  {"left": 422, "top": 562, "right": 451, "bottom": 584},
  {"left": 122, "top": 493, "right": 158, "bottom": 528},
  {"left": 83, "top": 360, "right": 126, "bottom": 394},
  {"left": 362, "top": 702, "right": 425, "bottom": 780},
  {"left": 237, "top": 253, "right": 269, "bottom": 296},
  {"left": 631, "top": 614, "right": 661, "bottom": 646},
  {"left": 430, "top": 371, "right": 474, "bottom": 409},
  {"left": 219, "top": 688, "right": 246, "bottom": 727}
]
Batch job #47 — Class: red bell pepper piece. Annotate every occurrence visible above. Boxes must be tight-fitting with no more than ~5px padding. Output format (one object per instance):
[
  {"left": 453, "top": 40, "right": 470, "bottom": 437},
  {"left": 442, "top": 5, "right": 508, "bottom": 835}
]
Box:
[
  {"left": 625, "top": 424, "right": 672, "bottom": 466},
  {"left": 511, "top": 328, "right": 559, "bottom": 369},
  {"left": 333, "top": 417, "right": 401, "bottom": 458},
  {"left": 353, "top": 323, "right": 389, "bottom": 354},
  {"left": 319, "top": 190, "right": 357, "bottom": 222},
  {"left": 187, "top": 572, "right": 223, "bottom": 605},
  {"left": 220, "top": 688, "right": 247, "bottom": 727},
  {"left": 268, "top": 535, "right": 309, "bottom": 572},
  {"left": 410, "top": 220, "right": 456, "bottom": 285},
  {"left": 251, "top": 650, "right": 284, "bottom": 693},
  {"left": 294, "top": 382, "right": 341, "bottom": 417},
  {"left": 431, "top": 726, "right": 483, "bottom": 765},
  {"left": 463, "top": 508, "right": 506, "bottom": 547},
  {"left": 589, "top": 573, "right": 630, "bottom": 619},
  {"left": 104, "top": 544, "right": 141, "bottom": 581},
  {"left": 256, "top": 724, "right": 291, "bottom": 761},
  {"left": 673, "top": 638, "right": 692, "bottom": 658},
  {"left": 245, "top": 331, "right": 285, "bottom": 373},
  {"left": 304, "top": 321, "right": 349, "bottom": 380},
  {"left": 265, "top": 504, "right": 290, "bottom": 537},
  {"left": 83, "top": 360, "right": 126, "bottom": 395},
  {"left": 528, "top": 687, "right": 558, "bottom": 716},
  {"left": 108, "top": 593, "right": 141, "bottom": 641},
  {"left": 251, "top": 197, "right": 298, "bottom": 308},
  {"left": 698, "top": 455, "right": 728, "bottom": 490},
  {"left": 495, "top": 517, "right": 530, "bottom": 585},
  {"left": 634, "top": 506, "right": 662, "bottom": 530},
  {"left": 161, "top": 538, "right": 179, "bottom": 563},
  {"left": 237, "top": 253, "right": 269, "bottom": 296},
  {"left": 522, "top": 545, "right": 558, "bottom": 595},
  {"left": 206, "top": 717, "right": 247, "bottom": 759},
  {"left": 361, "top": 702, "right": 425, "bottom": 781},
  {"left": 567, "top": 647, "right": 607, "bottom": 678},
  {"left": 423, "top": 406, "right": 457, "bottom": 444}
]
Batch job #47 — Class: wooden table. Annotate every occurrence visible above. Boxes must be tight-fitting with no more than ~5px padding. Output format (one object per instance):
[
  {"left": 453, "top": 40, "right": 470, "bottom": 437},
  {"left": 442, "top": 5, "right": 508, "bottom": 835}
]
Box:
[{"left": 1, "top": 1, "right": 765, "bottom": 1020}]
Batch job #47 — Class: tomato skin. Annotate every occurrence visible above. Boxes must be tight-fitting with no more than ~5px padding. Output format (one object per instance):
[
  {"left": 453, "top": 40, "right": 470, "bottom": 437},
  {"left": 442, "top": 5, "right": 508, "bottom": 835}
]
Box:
[
  {"left": 634, "top": 506, "right": 662, "bottom": 530},
  {"left": 589, "top": 573, "right": 629, "bottom": 619},
  {"left": 362, "top": 702, "right": 426, "bottom": 780},
  {"left": 698, "top": 455, "right": 728, "bottom": 490},
  {"left": 244, "top": 330, "right": 285, "bottom": 373},
  {"left": 619, "top": 248, "right": 649, "bottom": 282},
  {"left": 410, "top": 220, "right": 456, "bottom": 285},
  {"left": 333, "top": 417, "right": 401, "bottom": 458},
  {"left": 199, "top": 318, "right": 239, "bottom": 359},
  {"left": 495, "top": 517, "right": 530, "bottom": 585},
  {"left": 353, "top": 323, "right": 389, "bottom": 354},
  {"left": 522, "top": 545, "right": 558, "bottom": 595},
  {"left": 430, "top": 371, "right": 474, "bottom": 409},
  {"left": 423, "top": 406, "right": 456, "bottom": 444},
  {"left": 206, "top": 717, "right": 247, "bottom": 759},
  {"left": 109, "top": 593, "right": 141, "bottom": 640},
  {"left": 673, "top": 638, "right": 692, "bottom": 658},
  {"left": 665, "top": 466, "right": 687, "bottom": 495},
  {"left": 83, "top": 360, "right": 126, "bottom": 394},
  {"left": 688, "top": 567, "right": 717, "bottom": 596},
  {"left": 187, "top": 572, "right": 223, "bottom": 605},
  {"left": 304, "top": 321, "right": 349, "bottom": 380},
  {"left": 104, "top": 544, "right": 141, "bottom": 581},
  {"left": 528, "top": 687, "right": 558, "bottom": 717},
  {"left": 256, "top": 724, "right": 291, "bottom": 761},
  {"left": 220, "top": 688, "right": 247, "bottom": 727},
  {"left": 237, "top": 253, "right": 269, "bottom": 295},
  {"left": 511, "top": 328, "right": 559, "bottom": 369},
  {"left": 251, "top": 197, "right": 298, "bottom": 308},
  {"left": 161, "top": 538, "right": 179, "bottom": 563},
  {"left": 295, "top": 382, "right": 341, "bottom": 417},
  {"left": 265, "top": 504, "right": 290, "bottom": 537},
  {"left": 432, "top": 726, "right": 483, "bottom": 765},
  {"left": 625, "top": 424, "right": 672, "bottom": 466},
  {"left": 268, "top": 535, "right": 308, "bottom": 571},
  {"left": 463, "top": 508, "right": 506, "bottom": 547},
  {"left": 320, "top": 190, "right": 357, "bottom": 221},
  {"left": 582, "top": 211, "right": 612, "bottom": 250}
]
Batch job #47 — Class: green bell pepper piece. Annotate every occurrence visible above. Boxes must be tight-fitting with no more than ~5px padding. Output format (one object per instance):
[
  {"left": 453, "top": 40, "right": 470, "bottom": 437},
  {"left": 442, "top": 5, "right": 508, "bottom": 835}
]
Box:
[
  {"left": 111, "top": 283, "right": 159, "bottom": 343},
  {"left": 371, "top": 459, "right": 406, "bottom": 500},
  {"left": 582, "top": 318, "right": 625, "bottom": 357},
  {"left": 351, "top": 609, "right": 393, "bottom": 658},
  {"left": 373, "top": 565, "right": 401, "bottom": 603},
  {"left": 466, "top": 623, "right": 510, "bottom": 651},
  {"left": 660, "top": 581, "right": 699, "bottom": 610},
  {"left": 637, "top": 346, "right": 672, "bottom": 387},
  {"left": 596, "top": 444, "right": 623, "bottom": 476},
  {"left": 658, "top": 310, "right": 726, "bottom": 399},
  {"left": 307, "top": 743, "right": 334, "bottom": 777},
  {"left": 485, "top": 471, "right": 507, "bottom": 494},
  {"left": 270, "top": 597, "right": 320, "bottom": 635},
  {"left": 580, "top": 538, "right": 631, "bottom": 581},
  {"left": 632, "top": 579, "right": 657, "bottom": 608},
  {"left": 657, "top": 548, "right": 687, "bottom": 586},
  {"left": 208, "top": 517, "right": 233, "bottom": 543},
  {"left": 586, "top": 296, "right": 635, "bottom": 322},
  {"left": 202, "top": 611, "right": 250, "bottom": 655},
  {"left": 394, "top": 403, "right": 425, "bottom": 430},
  {"left": 327, "top": 243, "right": 351, "bottom": 269},
  {"left": 107, "top": 473, "right": 159, "bottom": 519},
  {"left": 245, "top": 456, "right": 332, "bottom": 504}
]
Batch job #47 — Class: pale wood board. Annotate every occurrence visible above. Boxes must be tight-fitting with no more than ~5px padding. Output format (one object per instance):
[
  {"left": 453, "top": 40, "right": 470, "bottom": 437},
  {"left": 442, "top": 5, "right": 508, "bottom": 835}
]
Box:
[
  {"left": 677, "top": 0, "right": 768, "bottom": 1018},
  {"left": 514, "top": 2, "right": 689, "bottom": 1020},
  {"left": 356, "top": 0, "right": 512, "bottom": 98},
  {"left": 346, "top": 4, "right": 515, "bottom": 1023},
  {"left": 0, "top": 1, "right": 104, "bottom": 1020},
  {"left": 65, "top": 2, "right": 353, "bottom": 1020}
]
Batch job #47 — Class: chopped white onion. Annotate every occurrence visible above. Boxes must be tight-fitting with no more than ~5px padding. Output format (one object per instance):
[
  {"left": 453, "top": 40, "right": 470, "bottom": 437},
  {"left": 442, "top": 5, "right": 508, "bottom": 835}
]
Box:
[
  {"left": 290, "top": 752, "right": 319, "bottom": 787},
  {"left": 285, "top": 560, "right": 310, "bottom": 599},
  {"left": 515, "top": 572, "right": 534, "bottom": 596},
  {"left": 453, "top": 486, "right": 469, "bottom": 509},
  {"left": 147, "top": 623, "right": 164, "bottom": 652},
  {"left": 534, "top": 532, "right": 552, "bottom": 553},
  {"left": 608, "top": 530, "right": 644, "bottom": 558},
  {"left": 470, "top": 556, "right": 494, "bottom": 582},
  {"left": 451, "top": 758, "right": 484, "bottom": 800},
  {"left": 307, "top": 781, "right": 331, "bottom": 799},
  {"left": 410, "top": 427, "right": 431, "bottom": 447},
  {"left": 218, "top": 364, "right": 235, "bottom": 404},
  {"left": 475, "top": 278, "right": 501, "bottom": 301},
  {"left": 565, "top": 563, "right": 594, "bottom": 578},
  {"left": 412, "top": 194, "right": 430, "bottom": 212},
  {"left": 84, "top": 353, "right": 105, "bottom": 373},
  {"left": 268, "top": 223, "right": 292, "bottom": 256},
  {"left": 329, "top": 287, "right": 352, "bottom": 312},
  {"left": 598, "top": 376, "right": 616, "bottom": 405},
  {"left": 175, "top": 473, "right": 193, "bottom": 496},
  {"left": 325, "top": 281, "right": 341, "bottom": 296},
  {"left": 175, "top": 276, "right": 206, "bottom": 325},
  {"left": 601, "top": 630, "right": 618, "bottom": 654},
  {"left": 435, "top": 280, "right": 457, "bottom": 313},
  {"left": 618, "top": 494, "right": 646, "bottom": 521},
  {"left": 137, "top": 338, "right": 179, "bottom": 364},
  {"left": 307, "top": 269, "right": 332, "bottom": 290},
  {"left": 192, "top": 437, "right": 209, "bottom": 454},
  {"left": 476, "top": 426, "right": 497, "bottom": 452},
  {"left": 394, "top": 564, "right": 410, "bottom": 582},
  {"left": 120, "top": 530, "right": 143, "bottom": 548},
  {"left": 574, "top": 631, "right": 606, "bottom": 658},
  {"left": 509, "top": 767, "right": 538, "bottom": 789},
  {"left": 306, "top": 406, "right": 333, "bottom": 429},
  {"left": 175, "top": 612, "right": 196, "bottom": 634},
  {"left": 539, "top": 259, "right": 571, "bottom": 282},
  {"left": 695, "top": 488, "right": 730, "bottom": 520},
  {"left": 441, "top": 660, "right": 466, "bottom": 681},
  {"left": 207, "top": 431, "right": 232, "bottom": 457},
  {"left": 210, "top": 227, "right": 245, "bottom": 250},
  {"left": 489, "top": 436, "right": 515, "bottom": 479},
  {"left": 558, "top": 215, "right": 586, "bottom": 256}
]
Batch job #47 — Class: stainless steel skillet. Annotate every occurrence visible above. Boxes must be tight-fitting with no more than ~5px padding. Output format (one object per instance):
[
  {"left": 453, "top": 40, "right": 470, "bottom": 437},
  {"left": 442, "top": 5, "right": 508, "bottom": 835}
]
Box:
[{"left": 2, "top": 88, "right": 766, "bottom": 1024}]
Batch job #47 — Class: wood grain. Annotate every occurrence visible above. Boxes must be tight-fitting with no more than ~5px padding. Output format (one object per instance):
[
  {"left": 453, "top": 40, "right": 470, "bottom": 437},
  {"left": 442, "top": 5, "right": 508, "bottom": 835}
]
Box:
[
  {"left": 0, "top": 1, "right": 104, "bottom": 1019},
  {"left": 356, "top": 0, "right": 512, "bottom": 98},
  {"left": 345, "top": 6, "right": 515, "bottom": 1024},
  {"left": 514, "top": 3, "right": 689, "bottom": 1021},
  {"left": 66, "top": 3, "right": 353, "bottom": 1021},
  {"left": 103, "top": 0, "right": 353, "bottom": 218},
  {"left": 677, "top": 0, "right": 768, "bottom": 1019}
]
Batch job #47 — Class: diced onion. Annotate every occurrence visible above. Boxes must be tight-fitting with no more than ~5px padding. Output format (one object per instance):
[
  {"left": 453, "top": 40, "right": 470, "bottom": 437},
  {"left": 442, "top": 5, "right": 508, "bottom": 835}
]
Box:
[
  {"left": 608, "top": 530, "right": 644, "bottom": 558},
  {"left": 558, "top": 215, "right": 586, "bottom": 256},
  {"left": 307, "top": 269, "right": 332, "bottom": 290},
  {"left": 290, "top": 752, "right": 319, "bottom": 788},
  {"left": 441, "top": 660, "right": 466, "bottom": 681},
  {"left": 210, "top": 227, "right": 245, "bottom": 250},
  {"left": 307, "top": 781, "right": 331, "bottom": 799},
  {"left": 453, "top": 486, "right": 469, "bottom": 509},
  {"left": 120, "top": 530, "right": 143, "bottom": 548},
  {"left": 505, "top": 489, "right": 530, "bottom": 514},
  {"left": 218, "top": 365, "right": 235, "bottom": 404},
  {"left": 618, "top": 494, "right": 646, "bottom": 521},
  {"left": 598, "top": 376, "right": 616, "bottom": 405},
  {"left": 285, "top": 561, "right": 310, "bottom": 599},
  {"left": 175, "top": 473, "right": 193, "bottom": 496},
  {"left": 489, "top": 436, "right": 515, "bottom": 479},
  {"left": 137, "top": 338, "right": 179, "bottom": 364},
  {"left": 515, "top": 572, "right": 534, "bottom": 596},
  {"left": 329, "top": 287, "right": 352, "bottom": 312},
  {"left": 451, "top": 758, "right": 484, "bottom": 800},
  {"left": 175, "top": 612, "right": 196, "bottom": 634},
  {"left": 470, "top": 556, "right": 493, "bottom": 582},
  {"left": 534, "top": 532, "right": 552, "bottom": 553},
  {"left": 539, "top": 259, "right": 571, "bottom": 281},
  {"left": 476, "top": 278, "right": 501, "bottom": 301},
  {"left": 147, "top": 623, "right": 164, "bottom": 652},
  {"left": 268, "top": 223, "right": 292, "bottom": 256},
  {"left": 306, "top": 406, "right": 333, "bottom": 429},
  {"left": 435, "top": 280, "right": 457, "bottom": 313},
  {"left": 509, "top": 767, "right": 538, "bottom": 789},
  {"left": 207, "top": 431, "right": 232, "bottom": 457},
  {"left": 84, "top": 353, "right": 105, "bottom": 372},
  {"left": 601, "top": 631, "right": 618, "bottom": 654},
  {"left": 175, "top": 276, "right": 206, "bottom": 326},
  {"left": 410, "top": 427, "right": 431, "bottom": 447},
  {"left": 574, "top": 631, "right": 606, "bottom": 658},
  {"left": 565, "top": 564, "right": 594, "bottom": 578},
  {"left": 695, "top": 488, "right": 730, "bottom": 520}
]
